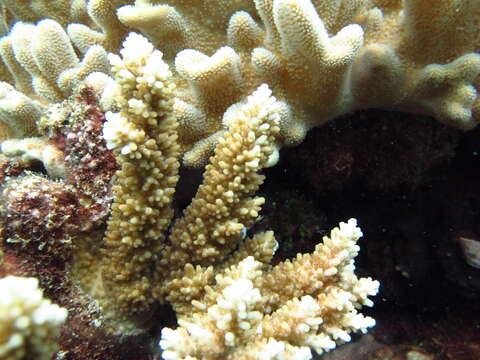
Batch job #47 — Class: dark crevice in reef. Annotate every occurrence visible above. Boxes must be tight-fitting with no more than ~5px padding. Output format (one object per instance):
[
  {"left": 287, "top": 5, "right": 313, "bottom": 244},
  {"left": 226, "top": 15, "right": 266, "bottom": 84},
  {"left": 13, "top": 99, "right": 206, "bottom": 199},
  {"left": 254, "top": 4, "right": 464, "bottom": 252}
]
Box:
[{"left": 260, "top": 110, "right": 480, "bottom": 360}]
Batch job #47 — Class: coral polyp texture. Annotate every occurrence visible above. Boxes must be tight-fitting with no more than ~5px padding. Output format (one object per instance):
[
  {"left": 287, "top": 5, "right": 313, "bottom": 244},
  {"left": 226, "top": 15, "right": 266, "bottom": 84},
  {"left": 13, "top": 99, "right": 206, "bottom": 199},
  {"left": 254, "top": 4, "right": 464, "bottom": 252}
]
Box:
[
  {"left": 0, "top": 275, "right": 68, "bottom": 360},
  {"left": 0, "top": 0, "right": 479, "bottom": 359},
  {"left": 1, "top": 0, "right": 479, "bottom": 164},
  {"left": 160, "top": 220, "right": 379, "bottom": 360}
]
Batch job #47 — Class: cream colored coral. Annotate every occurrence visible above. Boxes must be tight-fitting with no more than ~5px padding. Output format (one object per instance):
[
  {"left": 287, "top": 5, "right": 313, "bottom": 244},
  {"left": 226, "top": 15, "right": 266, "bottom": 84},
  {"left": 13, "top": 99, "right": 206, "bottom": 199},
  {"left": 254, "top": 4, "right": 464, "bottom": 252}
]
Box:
[
  {"left": 398, "top": 0, "right": 480, "bottom": 64},
  {"left": 0, "top": 1, "right": 477, "bottom": 351},
  {"left": 67, "top": 0, "right": 128, "bottom": 53},
  {"left": 0, "top": 18, "right": 111, "bottom": 104},
  {"left": 1, "top": 0, "right": 479, "bottom": 165},
  {"left": 8, "top": 20, "right": 78, "bottom": 102},
  {"left": 0, "top": 4, "right": 10, "bottom": 37},
  {"left": 160, "top": 231, "right": 277, "bottom": 314},
  {"left": 270, "top": 0, "right": 364, "bottom": 108},
  {"left": 117, "top": 1, "right": 190, "bottom": 58},
  {"left": 1, "top": 0, "right": 78, "bottom": 26},
  {"left": 406, "top": 54, "right": 480, "bottom": 128},
  {"left": 97, "top": 32, "right": 180, "bottom": 324},
  {"left": 121, "top": 0, "right": 480, "bottom": 165},
  {"left": 151, "top": 83, "right": 283, "bottom": 316},
  {"left": 159, "top": 219, "right": 379, "bottom": 360},
  {"left": 0, "top": 276, "right": 68, "bottom": 360},
  {"left": 0, "top": 82, "right": 42, "bottom": 139},
  {"left": 1, "top": 137, "right": 67, "bottom": 178},
  {"left": 350, "top": 0, "right": 480, "bottom": 129},
  {"left": 158, "top": 83, "right": 282, "bottom": 276},
  {"left": 115, "top": 1, "right": 258, "bottom": 166},
  {"left": 117, "top": 0, "right": 256, "bottom": 55},
  {"left": 0, "top": 37, "right": 33, "bottom": 95},
  {"left": 95, "top": 33, "right": 286, "bottom": 328}
]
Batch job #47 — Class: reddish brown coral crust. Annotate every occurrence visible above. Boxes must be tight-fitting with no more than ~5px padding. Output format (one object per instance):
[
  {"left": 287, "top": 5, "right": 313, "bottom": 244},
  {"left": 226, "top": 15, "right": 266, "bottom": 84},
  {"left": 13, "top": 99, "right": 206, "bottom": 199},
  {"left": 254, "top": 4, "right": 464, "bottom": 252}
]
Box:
[
  {"left": 49, "top": 87, "right": 118, "bottom": 229},
  {"left": 0, "top": 87, "right": 118, "bottom": 253},
  {"left": 1, "top": 175, "right": 78, "bottom": 256},
  {"left": 0, "top": 157, "right": 28, "bottom": 183}
]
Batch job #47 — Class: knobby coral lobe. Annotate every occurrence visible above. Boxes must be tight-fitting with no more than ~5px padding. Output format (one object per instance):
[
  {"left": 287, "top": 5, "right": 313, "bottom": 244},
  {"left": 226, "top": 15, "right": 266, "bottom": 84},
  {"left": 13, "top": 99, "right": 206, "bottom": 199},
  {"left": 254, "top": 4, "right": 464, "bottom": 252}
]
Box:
[{"left": 0, "top": 0, "right": 479, "bottom": 359}]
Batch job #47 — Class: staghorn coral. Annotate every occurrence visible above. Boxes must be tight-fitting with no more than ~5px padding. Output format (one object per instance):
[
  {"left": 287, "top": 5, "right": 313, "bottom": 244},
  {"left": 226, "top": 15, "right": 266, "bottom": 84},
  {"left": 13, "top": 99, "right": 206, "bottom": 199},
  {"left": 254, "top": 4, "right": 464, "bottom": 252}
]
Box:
[
  {"left": 1, "top": 0, "right": 480, "bottom": 359},
  {"left": 92, "top": 32, "right": 181, "bottom": 326},
  {"left": 68, "top": 34, "right": 378, "bottom": 358},
  {"left": 160, "top": 219, "right": 379, "bottom": 360},
  {"left": 83, "top": 33, "right": 288, "bottom": 330},
  {"left": 155, "top": 79, "right": 284, "bottom": 311},
  {"left": 0, "top": 275, "right": 68, "bottom": 360}
]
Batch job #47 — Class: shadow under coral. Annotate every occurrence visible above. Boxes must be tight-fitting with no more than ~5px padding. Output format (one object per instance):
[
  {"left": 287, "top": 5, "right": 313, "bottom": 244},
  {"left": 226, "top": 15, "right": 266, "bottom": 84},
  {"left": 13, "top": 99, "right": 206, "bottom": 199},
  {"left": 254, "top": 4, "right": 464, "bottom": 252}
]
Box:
[{"left": 261, "top": 109, "right": 480, "bottom": 360}]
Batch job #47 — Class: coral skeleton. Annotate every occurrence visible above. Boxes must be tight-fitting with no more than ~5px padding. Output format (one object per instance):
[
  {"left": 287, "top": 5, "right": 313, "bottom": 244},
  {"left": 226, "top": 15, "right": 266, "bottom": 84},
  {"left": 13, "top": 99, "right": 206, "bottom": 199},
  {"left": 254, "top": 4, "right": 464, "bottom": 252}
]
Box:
[{"left": 0, "top": 0, "right": 479, "bottom": 359}]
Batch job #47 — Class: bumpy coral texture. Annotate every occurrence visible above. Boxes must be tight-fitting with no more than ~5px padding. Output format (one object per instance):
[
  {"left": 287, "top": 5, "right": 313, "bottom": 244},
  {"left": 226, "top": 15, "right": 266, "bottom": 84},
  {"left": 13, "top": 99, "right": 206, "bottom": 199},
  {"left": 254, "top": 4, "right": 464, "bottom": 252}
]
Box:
[
  {"left": 0, "top": 275, "right": 68, "bottom": 360},
  {"left": 94, "top": 32, "right": 181, "bottom": 325},
  {"left": 85, "top": 33, "right": 292, "bottom": 330},
  {"left": 1, "top": 0, "right": 479, "bottom": 164},
  {"left": 77, "top": 33, "right": 378, "bottom": 359},
  {"left": 0, "top": 0, "right": 479, "bottom": 359},
  {"left": 160, "top": 219, "right": 379, "bottom": 360}
]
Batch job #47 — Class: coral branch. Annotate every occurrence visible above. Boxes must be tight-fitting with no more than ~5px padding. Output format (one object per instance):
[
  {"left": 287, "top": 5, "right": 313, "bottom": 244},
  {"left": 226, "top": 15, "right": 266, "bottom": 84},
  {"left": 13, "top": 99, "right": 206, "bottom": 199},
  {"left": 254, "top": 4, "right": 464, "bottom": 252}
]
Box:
[
  {"left": 0, "top": 276, "right": 68, "bottom": 360},
  {"left": 98, "top": 33, "right": 180, "bottom": 325},
  {"left": 160, "top": 219, "right": 379, "bottom": 360}
]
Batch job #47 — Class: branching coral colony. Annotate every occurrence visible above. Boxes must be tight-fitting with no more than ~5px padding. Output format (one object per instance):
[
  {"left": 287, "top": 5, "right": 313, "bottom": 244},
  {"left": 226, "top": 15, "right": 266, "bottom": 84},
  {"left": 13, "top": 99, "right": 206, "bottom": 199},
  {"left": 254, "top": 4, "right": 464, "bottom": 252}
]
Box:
[{"left": 0, "top": 0, "right": 479, "bottom": 359}]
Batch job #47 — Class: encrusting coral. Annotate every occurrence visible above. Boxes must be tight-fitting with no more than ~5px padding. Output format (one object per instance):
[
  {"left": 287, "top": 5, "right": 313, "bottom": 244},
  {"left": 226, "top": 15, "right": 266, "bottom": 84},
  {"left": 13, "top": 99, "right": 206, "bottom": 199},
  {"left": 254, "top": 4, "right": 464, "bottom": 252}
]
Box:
[
  {"left": 0, "top": 86, "right": 118, "bottom": 321},
  {"left": 0, "top": 0, "right": 479, "bottom": 359}
]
